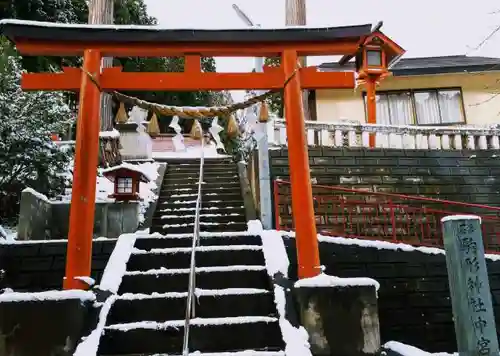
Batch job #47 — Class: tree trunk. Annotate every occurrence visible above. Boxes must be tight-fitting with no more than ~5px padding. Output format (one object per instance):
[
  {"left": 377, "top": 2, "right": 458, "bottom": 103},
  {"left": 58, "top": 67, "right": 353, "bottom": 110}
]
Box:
[
  {"left": 285, "top": 0, "right": 311, "bottom": 122},
  {"left": 88, "top": 0, "right": 121, "bottom": 167},
  {"left": 88, "top": 0, "right": 114, "bottom": 131}
]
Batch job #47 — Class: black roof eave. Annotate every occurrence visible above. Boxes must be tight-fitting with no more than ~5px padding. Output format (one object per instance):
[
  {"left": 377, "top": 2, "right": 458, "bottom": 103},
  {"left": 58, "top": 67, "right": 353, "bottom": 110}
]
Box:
[
  {"left": 392, "top": 64, "right": 500, "bottom": 76},
  {"left": 0, "top": 20, "right": 373, "bottom": 44},
  {"left": 319, "top": 63, "right": 500, "bottom": 76}
]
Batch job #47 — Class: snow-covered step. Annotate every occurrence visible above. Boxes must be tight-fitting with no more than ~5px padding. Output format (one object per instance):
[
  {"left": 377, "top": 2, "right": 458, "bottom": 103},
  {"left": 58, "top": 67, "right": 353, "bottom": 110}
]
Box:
[
  {"left": 153, "top": 213, "right": 246, "bottom": 227},
  {"left": 134, "top": 234, "right": 261, "bottom": 250},
  {"left": 159, "top": 212, "right": 243, "bottom": 219},
  {"left": 162, "top": 173, "right": 239, "bottom": 183},
  {"left": 161, "top": 185, "right": 241, "bottom": 195},
  {"left": 158, "top": 192, "right": 243, "bottom": 203},
  {"left": 126, "top": 245, "right": 265, "bottom": 271},
  {"left": 161, "top": 181, "right": 240, "bottom": 190},
  {"left": 158, "top": 197, "right": 242, "bottom": 205},
  {"left": 107, "top": 288, "right": 275, "bottom": 325},
  {"left": 98, "top": 316, "right": 284, "bottom": 355},
  {"left": 119, "top": 265, "right": 270, "bottom": 294},
  {"left": 156, "top": 204, "right": 244, "bottom": 212},
  {"left": 151, "top": 352, "right": 284, "bottom": 356},
  {"left": 148, "top": 352, "right": 285, "bottom": 356},
  {"left": 156, "top": 221, "right": 248, "bottom": 234},
  {"left": 167, "top": 166, "right": 238, "bottom": 174}
]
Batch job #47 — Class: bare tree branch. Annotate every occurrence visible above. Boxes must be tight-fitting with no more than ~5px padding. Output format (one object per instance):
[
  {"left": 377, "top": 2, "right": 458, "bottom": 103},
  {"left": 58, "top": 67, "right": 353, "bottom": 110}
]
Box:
[
  {"left": 470, "top": 92, "right": 500, "bottom": 107},
  {"left": 467, "top": 24, "right": 500, "bottom": 54}
]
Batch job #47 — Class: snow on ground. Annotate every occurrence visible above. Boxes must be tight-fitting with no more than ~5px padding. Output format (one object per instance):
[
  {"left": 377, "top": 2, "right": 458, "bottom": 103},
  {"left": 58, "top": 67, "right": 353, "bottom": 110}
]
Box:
[
  {"left": 0, "top": 225, "right": 16, "bottom": 241},
  {"left": 294, "top": 273, "right": 380, "bottom": 291},
  {"left": 383, "top": 341, "right": 456, "bottom": 356},
  {"left": 0, "top": 289, "right": 95, "bottom": 303}
]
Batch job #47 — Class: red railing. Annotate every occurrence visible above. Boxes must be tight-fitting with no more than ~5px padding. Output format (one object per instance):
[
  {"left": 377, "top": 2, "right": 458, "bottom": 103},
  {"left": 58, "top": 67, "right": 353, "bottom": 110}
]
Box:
[{"left": 273, "top": 179, "right": 500, "bottom": 252}]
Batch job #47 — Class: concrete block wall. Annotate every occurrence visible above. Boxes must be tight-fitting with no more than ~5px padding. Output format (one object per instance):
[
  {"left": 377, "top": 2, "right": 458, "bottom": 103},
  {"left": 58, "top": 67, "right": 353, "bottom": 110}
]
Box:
[
  {"left": 0, "top": 239, "right": 116, "bottom": 291},
  {"left": 284, "top": 237, "right": 500, "bottom": 352}
]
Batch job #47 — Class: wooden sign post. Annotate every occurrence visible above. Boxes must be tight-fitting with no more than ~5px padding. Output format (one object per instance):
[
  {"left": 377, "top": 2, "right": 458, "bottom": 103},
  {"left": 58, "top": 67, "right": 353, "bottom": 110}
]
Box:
[{"left": 441, "top": 215, "right": 499, "bottom": 356}]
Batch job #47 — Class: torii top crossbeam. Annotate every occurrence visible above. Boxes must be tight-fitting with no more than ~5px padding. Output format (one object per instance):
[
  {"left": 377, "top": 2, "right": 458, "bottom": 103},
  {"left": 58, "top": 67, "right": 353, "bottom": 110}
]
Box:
[
  {"left": 0, "top": 19, "right": 404, "bottom": 288},
  {"left": 0, "top": 20, "right": 403, "bottom": 91}
]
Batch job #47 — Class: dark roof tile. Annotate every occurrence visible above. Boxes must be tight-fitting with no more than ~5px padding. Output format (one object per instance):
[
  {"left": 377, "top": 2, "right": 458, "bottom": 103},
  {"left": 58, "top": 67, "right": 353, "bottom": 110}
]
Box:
[{"left": 319, "top": 55, "right": 500, "bottom": 75}]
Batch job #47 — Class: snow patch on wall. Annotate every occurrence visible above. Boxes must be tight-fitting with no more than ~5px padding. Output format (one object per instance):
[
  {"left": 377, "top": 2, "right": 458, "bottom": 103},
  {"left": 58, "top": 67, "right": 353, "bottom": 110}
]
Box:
[
  {"left": 73, "top": 295, "right": 117, "bottom": 356},
  {"left": 258, "top": 226, "right": 312, "bottom": 356},
  {"left": 295, "top": 273, "right": 380, "bottom": 291},
  {"left": 98, "top": 233, "right": 138, "bottom": 294},
  {"left": 0, "top": 290, "right": 95, "bottom": 303},
  {"left": 283, "top": 230, "right": 500, "bottom": 261}
]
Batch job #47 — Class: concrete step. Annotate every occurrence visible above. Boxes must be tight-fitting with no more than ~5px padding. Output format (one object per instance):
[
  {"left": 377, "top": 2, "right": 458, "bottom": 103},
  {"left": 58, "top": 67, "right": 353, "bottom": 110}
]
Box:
[
  {"left": 127, "top": 245, "right": 265, "bottom": 272},
  {"left": 158, "top": 193, "right": 243, "bottom": 203},
  {"left": 157, "top": 200, "right": 244, "bottom": 211},
  {"left": 162, "top": 172, "right": 239, "bottom": 182},
  {"left": 152, "top": 222, "right": 248, "bottom": 235},
  {"left": 107, "top": 290, "right": 276, "bottom": 324},
  {"left": 155, "top": 158, "right": 234, "bottom": 165},
  {"left": 160, "top": 181, "right": 240, "bottom": 190},
  {"left": 154, "top": 206, "right": 245, "bottom": 217},
  {"left": 153, "top": 213, "right": 246, "bottom": 226},
  {"left": 167, "top": 165, "right": 238, "bottom": 174},
  {"left": 98, "top": 317, "right": 284, "bottom": 355},
  {"left": 160, "top": 185, "right": 241, "bottom": 196},
  {"left": 118, "top": 266, "right": 270, "bottom": 294},
  {"left": 133, "top": 234, "right": 261, "bottom": 250}
]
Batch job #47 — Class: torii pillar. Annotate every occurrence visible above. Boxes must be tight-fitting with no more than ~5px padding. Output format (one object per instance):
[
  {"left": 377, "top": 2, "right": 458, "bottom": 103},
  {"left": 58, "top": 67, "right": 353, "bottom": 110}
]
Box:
[
  {"left": 64, "top": 49, "right": 102, "bottom": 289},
  {"left": 282, "top": 50, "right": 320, "bottom": 278}
]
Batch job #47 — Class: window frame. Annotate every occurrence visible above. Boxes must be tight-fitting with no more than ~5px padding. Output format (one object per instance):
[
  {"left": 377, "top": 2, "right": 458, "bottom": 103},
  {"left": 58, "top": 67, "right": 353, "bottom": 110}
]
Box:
[
  {"left": 363, "top": 87, "right": 467, "bottom": 126},
  {"left": 117, "top": 177, "right": 134, "bottom": 194}
]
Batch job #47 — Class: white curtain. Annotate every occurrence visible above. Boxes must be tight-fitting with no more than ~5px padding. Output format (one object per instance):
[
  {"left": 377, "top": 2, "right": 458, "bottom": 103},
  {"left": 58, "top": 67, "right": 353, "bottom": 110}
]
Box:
[
  {"left": 375, "top": 94, "right": 391, "bottom": 125},
  {"left": 414, "top": 91, "right": 441, "bottom": 125},
  {"left": 438, "top": 89, "right": 463, "bottom": 124},
  {"left": 388, "top": 92, "right": 413, "bottom": 125}
]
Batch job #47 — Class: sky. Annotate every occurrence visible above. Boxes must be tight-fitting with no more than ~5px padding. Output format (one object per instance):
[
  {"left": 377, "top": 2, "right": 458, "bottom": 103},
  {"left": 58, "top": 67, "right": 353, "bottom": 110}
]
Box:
[{"left": 143, "top": 0, "right": 500, "bottom": 101}]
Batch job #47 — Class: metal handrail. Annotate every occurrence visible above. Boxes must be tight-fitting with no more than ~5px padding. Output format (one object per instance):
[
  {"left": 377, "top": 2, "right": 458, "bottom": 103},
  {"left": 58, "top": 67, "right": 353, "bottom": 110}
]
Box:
[{"left": 182, "top": 137, "right": 205, "bottom": 356}]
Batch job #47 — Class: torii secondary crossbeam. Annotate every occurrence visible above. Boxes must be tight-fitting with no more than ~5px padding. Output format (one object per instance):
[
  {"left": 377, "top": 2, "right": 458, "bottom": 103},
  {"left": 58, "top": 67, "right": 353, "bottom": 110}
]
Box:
[{"left": 0, "top": 19, "right": 404, "bottom": 288}]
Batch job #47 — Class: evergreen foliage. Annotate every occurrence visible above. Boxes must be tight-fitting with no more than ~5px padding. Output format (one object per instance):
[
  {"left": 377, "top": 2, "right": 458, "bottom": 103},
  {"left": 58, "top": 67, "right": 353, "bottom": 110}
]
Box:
[{"left": 0, "top": 38, "right": 73, "bottom": 222}]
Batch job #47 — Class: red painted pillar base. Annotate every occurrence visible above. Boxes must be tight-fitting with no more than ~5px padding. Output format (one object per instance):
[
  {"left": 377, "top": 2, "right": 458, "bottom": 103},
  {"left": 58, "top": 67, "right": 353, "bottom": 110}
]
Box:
[
  {"left": 63, "top": 49, "right": 102, "bottom": 290},
  {"left": 282, "top": 49, "right": 321, "bottom": 279}
]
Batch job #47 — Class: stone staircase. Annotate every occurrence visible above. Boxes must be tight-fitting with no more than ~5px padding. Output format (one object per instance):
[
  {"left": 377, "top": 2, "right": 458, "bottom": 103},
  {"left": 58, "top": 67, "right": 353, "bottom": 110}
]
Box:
[
  {"left": 97, "top": 233, "right": 285, "bottom": 355},
  {"left": 152, "top": 158, "right": 247, "bottom": 235}
]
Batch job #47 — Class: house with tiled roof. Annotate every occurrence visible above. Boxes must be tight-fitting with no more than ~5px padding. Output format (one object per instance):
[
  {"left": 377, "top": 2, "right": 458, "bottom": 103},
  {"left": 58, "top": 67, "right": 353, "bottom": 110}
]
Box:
[{"left": 314, "top": 55, "right": 500, "bottom": 127}]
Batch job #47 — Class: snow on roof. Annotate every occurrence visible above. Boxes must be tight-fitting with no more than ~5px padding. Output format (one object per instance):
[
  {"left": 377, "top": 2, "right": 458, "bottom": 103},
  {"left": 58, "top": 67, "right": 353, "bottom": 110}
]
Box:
[
  {"left": 0, "top": 18, "right": 373, "bottom": 32},
  {"left": 0, "top": 19, "right": 373, "bottom": 44},
  {"left": 101, "top": 162, "right": 153, "bottom": 182}
]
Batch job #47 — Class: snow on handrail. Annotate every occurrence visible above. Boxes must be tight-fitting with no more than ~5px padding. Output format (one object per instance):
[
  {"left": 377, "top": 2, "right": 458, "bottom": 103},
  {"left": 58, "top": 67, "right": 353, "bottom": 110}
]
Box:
[{"left": 271, "top": 118, "right": 500, "bottom": 150}]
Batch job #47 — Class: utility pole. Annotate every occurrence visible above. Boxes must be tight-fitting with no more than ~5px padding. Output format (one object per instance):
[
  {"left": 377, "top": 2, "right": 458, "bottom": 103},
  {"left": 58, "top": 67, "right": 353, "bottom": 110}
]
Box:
[
  {"left": 232, "top": 4, "right": 273, "bottom": 230},
  {"left": 285, "top": 0, "right": 311, "bottom": 121},
  {"left": 88, "top": 0, "right": 114, "bottom": 131}
]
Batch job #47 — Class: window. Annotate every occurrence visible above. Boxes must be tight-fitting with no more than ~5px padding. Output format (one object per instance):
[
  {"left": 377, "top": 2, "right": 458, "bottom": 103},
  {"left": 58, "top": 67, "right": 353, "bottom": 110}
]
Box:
[
  {"left": 366, "top": 50, "right": 382, "bottom": 67},
  {"left": 366, "top": 88, "right": 465, "bottom": 126},
  {"left": 117, "top": 177, "right": 133, "bottom": 194}
]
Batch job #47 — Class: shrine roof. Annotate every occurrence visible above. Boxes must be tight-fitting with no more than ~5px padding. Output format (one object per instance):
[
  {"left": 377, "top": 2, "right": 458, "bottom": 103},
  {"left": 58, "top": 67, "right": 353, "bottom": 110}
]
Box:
[{"left": 0, "top": 19, "right": 373, "bottom": 44}]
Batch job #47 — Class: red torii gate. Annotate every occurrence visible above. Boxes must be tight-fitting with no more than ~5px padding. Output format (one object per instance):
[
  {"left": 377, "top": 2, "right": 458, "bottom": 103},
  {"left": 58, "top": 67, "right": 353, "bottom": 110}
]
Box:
[{"left": 0, "top": 20, "right": 404, "bottom": 289}]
